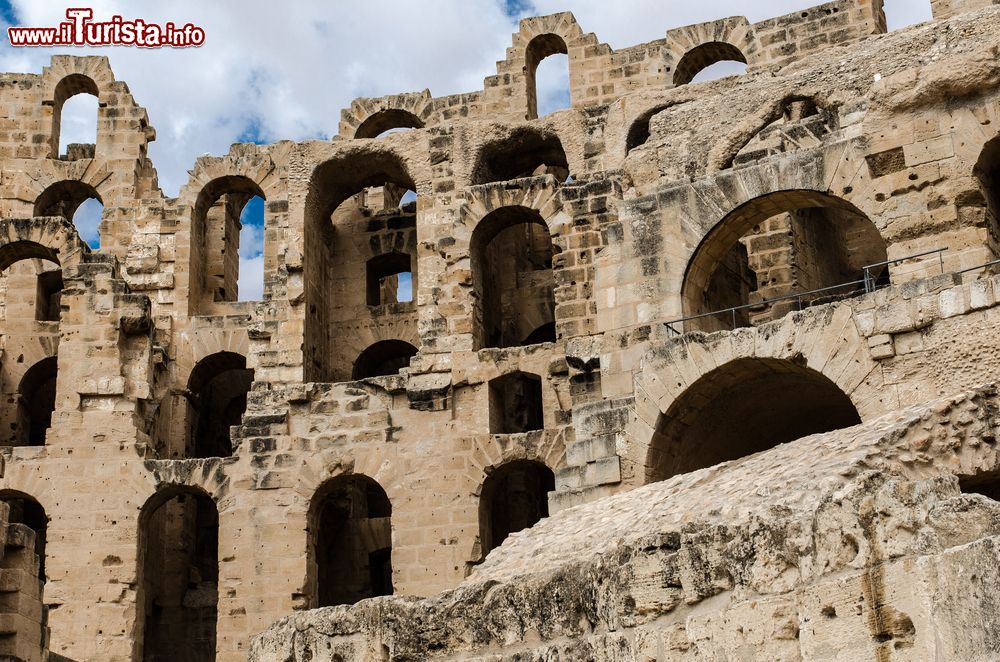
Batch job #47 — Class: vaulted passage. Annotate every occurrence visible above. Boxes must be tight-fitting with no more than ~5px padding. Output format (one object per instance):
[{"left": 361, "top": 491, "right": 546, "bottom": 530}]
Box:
[
  {"left": 681, "top": 190, "right": 888, "bottom": 333},
  {"left": 489, "top": 372, "right": 543, "bottom": 434},
  {"left": 309, "top": 475, "right": 393, "bottom": 607},
  {"left": 646, "top": 357, "right": 861, "bottom": 483},
  {"left": 34, "top": 180, "right": 103, "bottom": 248},
  {"left": 139, "top": 489, "right": 218, "bottom": 662},
  {"left": 352, "top": 340, "right": 417, "bottom": 380},
  {"left": 354, "top": 109, "right": 424, "bottom": 139},
  {"left": 471, "top": 206, "right": 556, "bottom": 349},
  {"left": 0, "top": 492, "right": 48, "bottom": 656},
  {"left": 479, "top": 460, "right": 554, "bottom": 558},
  {"left": 186, "top": 352, "right": 253, "bottom": 458},
  {"left": 304, "top": 150, "right": 417, "bottom": 382},
  {"left": 471, "top": 128, "right": 569, "bottom": 185},
  {"left": 14, "top": 357, "right": 57, "bottom": 446}
]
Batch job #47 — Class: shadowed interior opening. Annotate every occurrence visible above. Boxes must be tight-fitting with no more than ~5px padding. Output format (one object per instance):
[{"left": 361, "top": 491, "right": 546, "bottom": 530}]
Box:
[
  {"left": 479, "top": 460, "right": 555, "bottom": 558},
  {"left": 138, "top": 489, "right": 218, "bottom": 662},
  {"left": 646, "top": 357, "right": 861, "bottom": 483},
  {"left": 471, "top": 206, "right": 556, "bottom": 349},
  {"left": 186, "top": 351, "right": 253, "bottom": 458},
  {"left": 308, "top": 475, "right": 393, "bottom": 607}
]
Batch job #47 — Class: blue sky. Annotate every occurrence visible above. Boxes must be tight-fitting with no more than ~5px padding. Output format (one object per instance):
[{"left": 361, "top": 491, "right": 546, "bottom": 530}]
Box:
[{"left": 1, "top": 0, "right": 934, "bottom": 299}]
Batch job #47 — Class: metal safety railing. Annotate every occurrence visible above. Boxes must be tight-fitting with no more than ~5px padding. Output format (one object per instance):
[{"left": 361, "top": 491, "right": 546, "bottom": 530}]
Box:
[{"left": 664, "top": 247, "right": 948, "bottom": 336}]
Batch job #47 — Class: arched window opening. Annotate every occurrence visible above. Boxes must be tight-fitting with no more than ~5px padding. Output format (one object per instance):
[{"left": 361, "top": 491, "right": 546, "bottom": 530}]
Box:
[
  {"left": 673, "top": 42, "right": 748, "bottom": 86},
  {"left": 479, "top": 460, "right": 554, "bottom": 558},
  {"left": 186, "top": 352, "right": 253, "bottom": 458},
  {"left": 14, "top": 357, "right": 57, "bottom": 447},
  {"left": 489, "top": 372, "right": 543, "bottom": 434},
  {"left": 308, "top": 475, "right": 392, "bottom": 607},
  {"left": 192, "top": 177, "right": 265, "bottom": 311},
  {"left": 352, "top": 340, "right": 417, "bottom": 380},
  {"left": 974, "top": 137, "right": 1000, "bottom": 257},
  {"left": 35, "top": 268, "right": 63, "bottom": 322},
  {"left": 525, "top": 33, "right": 569, "bottom": 120},
  {"left": 354, "top": 109, "right": 424, "bottom": 139},
  {"left": 52, "top": 74, "right": 99, "bottom": 160},
  {"left": 646, "top": 357, "right": 861, "bottom": 483},
  {"left": 0, "top": 493, "right": 47, "bottom": 583},
  {"left": 471, "top": 129, "right": 569, "bottom": 185},
  {"left": 884, "top": 0, "right": 932, "bottom": 30},
  {"left": 367, "top": 252, "right": 413, "bottom": 306},
  {"left": 304, "top": 151, "right": 416, "bottom": 382},
  {"left": 138, "top": 489, "right": 218, "bottom": 662},
  {"left": 34, "top": 180, "right": 103, "bottom": 249},
  {"left": 0, "top": 492, "right": 47, "bottom": 655},
  {"left": 682, "top": 191, "right": 888, "bottom": 333},
  {"left": 471, "top": 206, "right": 556, "bottom": 349}
]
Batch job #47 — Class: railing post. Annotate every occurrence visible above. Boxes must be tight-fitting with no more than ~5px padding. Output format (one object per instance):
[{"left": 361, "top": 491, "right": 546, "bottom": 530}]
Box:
[
  {"left": 939, "top": 250, "right": 944, "bottom": 274},
  {"left": 731, "top": 308, "right": 736, "bottom": 329}
]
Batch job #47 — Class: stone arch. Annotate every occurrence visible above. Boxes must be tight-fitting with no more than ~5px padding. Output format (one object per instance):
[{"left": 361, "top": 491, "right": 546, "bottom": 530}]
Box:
[
  {"left": 505, "top": 13, "right": 596, "bottom": 120},
  {"left": 16, "top": 357, "right": 58, "bottom": 447},
  {"left": 469, "top": 126, "right": 570, "bottom": 185},
  {"left": 354, "top": 109, "right": 424, "bottom": 139},
  {"left": 352, "top": 340, "right": 417, "bottom": 380},
  {"left": 645, "top": 357, "right": 860, "bottom": 483},
  {"left": 666, "top": 17, "right": 758, "bottom": 87},
  {"left": 477, "top": 460, "right": 554, "bottom": 558},
  {"left": 303, "top": 147, "right": 419, "bottom": 382},
  {"left": 191, "top": 175, "right": 265, "bottom": 311},
  {"left": 680, "top": 188, "right": 887, "bottom": 331},
  {"left": 338, "top": 91, "right": 436, "bottom": 139},
  {"left": 185, "top": 352, "right": 253, "bottom": 458},
  {"left": 525, "top": 33, "right": 569, "bottom": 120},
  {"left": 673, "top": 42, "right": 748, "bottom": 85},
  {"left": 629, "top": 305, "right": 888, "bottom": 487},
  {"left": 33, "top": 178, "right": 102, "bottom": 221},
  {"left": 177, "top": 146, "right": 281, "bottom": 313},
  {"left": 470, "top": 205, "right": 557, "bottom": 349},
  {"left": 0, "top": 489, "right": 48, "bottom": 582},
  {"left": 0, "top": 216, "right": 89, "bottom": 273},
  {"left": 135, "top": 484, "right": 219, "bottom": 662},
  {"left": 49, "top": 73, "right": 99, "bottom": 160},
  {"left": 306, "top": 473, "right": 393, "bottom": 608}
]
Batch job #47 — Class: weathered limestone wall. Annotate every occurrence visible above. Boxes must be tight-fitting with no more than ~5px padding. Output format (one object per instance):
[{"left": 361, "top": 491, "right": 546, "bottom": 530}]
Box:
[
  {"left": 250, "top": 385, "right": 1000, "bottom": 660},
  {"left": 0, "top": 0, "right": 999, "bottom": 660}
]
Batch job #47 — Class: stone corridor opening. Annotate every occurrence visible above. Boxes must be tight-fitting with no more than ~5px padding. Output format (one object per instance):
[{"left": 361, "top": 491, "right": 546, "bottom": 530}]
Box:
[
  {"left": 645, "top": 357, "right": 861, "bottom": 483},
  {"left": 479, "top": 460, "right": 554, "bottom": 557},
  {"left": 16, "top": 357, "right": 57, "bottom": 447},
  {"left": 186, "top": 352, "right": 253, "bottom": 458},
  {"left": 471, "top": 206, "right": 557, "bottom": 349},
  {"left": 681, "top": 190, "right": 888, "bottom": 333},
  {"left": 51, "top": 74, "right": 99, "bottom": 160},
  {"left": 308, "top": 475, "right": 393, "bottom": 608},
  {"left": 975, "top": 135, "right": 1000, "bottom": 256},
  {"left": 471, "top": 128, "right": 569, "bottom": 185},
  {"left": 138, "top": 488, "right": 219, "bottom": 662},
  {"left": 525, "top": 34, "right": 570, "bottom": 120},
  {"left": 191, "top": 176, "right": 266, "bottom": 311},
  {"left": 352, "top": 340, "right": 417, "bottom": 380},
  {"left": 304, "top": 150, "right": 417, "bottom": 382},
  {"left": 489, "top": 372, "right": 544, "bottom": 434},
  {"left": 0, "top": 492, "right": 47, "bottom": 582}
]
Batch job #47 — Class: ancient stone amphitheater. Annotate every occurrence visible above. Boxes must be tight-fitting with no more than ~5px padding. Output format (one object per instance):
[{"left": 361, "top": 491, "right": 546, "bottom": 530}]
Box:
[{"left": 0, "top": 0, "right": 999, "bottom": 659}]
